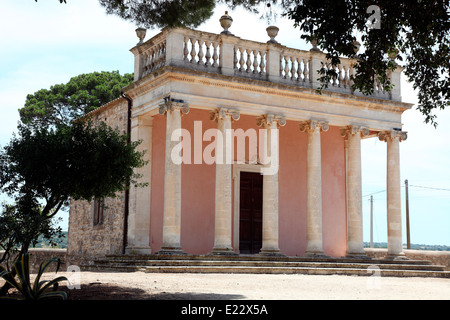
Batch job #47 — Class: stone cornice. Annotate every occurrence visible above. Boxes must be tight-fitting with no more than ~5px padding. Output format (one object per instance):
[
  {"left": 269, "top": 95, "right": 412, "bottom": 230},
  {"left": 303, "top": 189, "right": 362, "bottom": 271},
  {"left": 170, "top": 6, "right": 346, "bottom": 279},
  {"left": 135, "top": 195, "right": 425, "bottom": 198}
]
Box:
[{"left": 123, "top": 66, "right": 413, "bottom": 113}]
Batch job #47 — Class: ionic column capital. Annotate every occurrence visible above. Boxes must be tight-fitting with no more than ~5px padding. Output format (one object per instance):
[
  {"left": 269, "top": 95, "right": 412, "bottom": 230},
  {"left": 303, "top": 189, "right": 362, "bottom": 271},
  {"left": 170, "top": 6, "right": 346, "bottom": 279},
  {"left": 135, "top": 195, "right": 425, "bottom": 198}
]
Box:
[
  {"left": 158, "top": 100, "right": 190, "bottom": 116},
  {"left": 256, "top": 114, "right": 286, "bottom": 128},
  {"left": 299, "top": 120, "right": 329, "bottom": 133},
  {"left": 340, "top": 125, "right": 370, "bottom": 139},
  {"left": 378, "top": 130, "right": 407, "bottom": 142},
  {"left": 210, "top": 108, "right": 240, "bottom": 122}
]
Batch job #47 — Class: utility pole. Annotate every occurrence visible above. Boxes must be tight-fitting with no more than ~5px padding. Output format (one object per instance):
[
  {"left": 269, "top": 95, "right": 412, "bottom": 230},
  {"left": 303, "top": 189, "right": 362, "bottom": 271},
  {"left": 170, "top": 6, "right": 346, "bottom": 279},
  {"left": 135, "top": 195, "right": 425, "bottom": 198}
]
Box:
[
  {"left": 405, "top": 179, "right": 410, "bottom": 249},
  {"left": 370, "top": 195, "right": 373, "bottom": 248}
]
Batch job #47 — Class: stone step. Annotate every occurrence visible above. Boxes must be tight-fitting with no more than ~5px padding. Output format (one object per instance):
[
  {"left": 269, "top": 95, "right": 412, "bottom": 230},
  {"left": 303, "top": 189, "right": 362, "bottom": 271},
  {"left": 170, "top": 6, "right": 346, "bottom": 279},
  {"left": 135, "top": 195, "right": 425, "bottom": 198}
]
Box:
[
  {"left": 93, "top": 258, "right": 445, "bottom": 272},
  {"left": 86, "top": 255, "right": 450, "bottom": 278},
  {"left": 103, "top": 253, "right": 434, "bottom": 265},
  {"left": 85, "top": 263, "right": 450, "bottom": 278}
]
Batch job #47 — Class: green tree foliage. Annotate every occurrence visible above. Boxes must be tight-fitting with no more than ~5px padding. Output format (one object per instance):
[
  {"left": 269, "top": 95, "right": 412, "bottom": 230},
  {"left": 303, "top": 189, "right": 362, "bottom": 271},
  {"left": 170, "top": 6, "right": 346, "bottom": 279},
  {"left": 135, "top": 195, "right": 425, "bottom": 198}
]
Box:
[
  {"left": 0, "top": 121, "right": 145, "bottom": 295},
  {"left": 285, "top": 0, "right": 450, "bottom": 126},
  {"left": 98, "top": 0, "right": 217, "bottom": 29},
  {"left": 0, "top": 200, "right": 63, "bottom": 269},
  {"left": 2, "top": 69, "right": 135, "bottom": 280},
  {"left": 19, "top": 71, "right": 133, "bottom": 130},
  {"left": 0, "top": 121, "right": 145, "bottom": 214}
]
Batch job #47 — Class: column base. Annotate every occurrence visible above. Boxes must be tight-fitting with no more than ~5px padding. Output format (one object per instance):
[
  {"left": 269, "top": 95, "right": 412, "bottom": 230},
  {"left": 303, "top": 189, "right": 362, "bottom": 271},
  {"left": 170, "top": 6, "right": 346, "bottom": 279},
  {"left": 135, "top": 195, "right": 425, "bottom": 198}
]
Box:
[
  {"left": 156, "top": 247, "right": 187, "bottom": 256},
  {"left": 384, "top": 253, "right": 409, "bottom": 261},
  {"left": 345, "top": 252, "right": 371, "bottom": 260},
  {"left": 259, "top": 249, "right": 285, "bottom": 257},
  {"left": 209, "top": 248, "right": 238, "bottom": 256},
  {"left": 303, "top": 251, "right": 330, "bottom": 259},
  {"left": 125, "top": 246, "right": 152, "bottom": 255}
]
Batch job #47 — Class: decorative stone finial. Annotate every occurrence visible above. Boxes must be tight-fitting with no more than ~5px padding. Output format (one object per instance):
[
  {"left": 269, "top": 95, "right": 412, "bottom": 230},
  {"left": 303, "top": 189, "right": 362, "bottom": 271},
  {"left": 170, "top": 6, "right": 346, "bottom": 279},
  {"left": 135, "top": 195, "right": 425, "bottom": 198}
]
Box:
[
  {"left": 220, "top": 11, "right": 234, "bottom": 35},
  {"left": 310, "top": 37, "right": 321, "bottom": 52},
  {"left": 266, "top": 26, "right": 279, "bottom": 44},
  {"left": 135, "top": 27, "right": 147, "bottom": 46}
]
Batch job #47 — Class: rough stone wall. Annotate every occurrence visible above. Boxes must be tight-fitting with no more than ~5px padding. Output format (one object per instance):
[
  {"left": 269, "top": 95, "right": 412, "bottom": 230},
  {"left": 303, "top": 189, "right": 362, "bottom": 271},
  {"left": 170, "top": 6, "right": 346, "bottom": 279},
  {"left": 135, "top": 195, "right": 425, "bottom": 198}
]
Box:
[
  {"left": 365, "top": 248, "right": 450, "bottom": 270},
  {"left": 0, "top": 249, "right": 67, "bottom": 273},
  {"left": 67, "top": 99, "right": 128, "bottom": 265},
  {"left": 28, "top": 249, "right": 68, "bottom": 273}
]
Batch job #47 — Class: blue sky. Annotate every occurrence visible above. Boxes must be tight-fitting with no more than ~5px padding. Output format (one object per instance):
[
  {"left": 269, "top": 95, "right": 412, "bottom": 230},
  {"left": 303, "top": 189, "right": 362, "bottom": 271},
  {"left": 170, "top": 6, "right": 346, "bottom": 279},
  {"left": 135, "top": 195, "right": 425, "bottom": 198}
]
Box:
[{"left": 1, "top": 1, "right": 449, "bottom": 246}]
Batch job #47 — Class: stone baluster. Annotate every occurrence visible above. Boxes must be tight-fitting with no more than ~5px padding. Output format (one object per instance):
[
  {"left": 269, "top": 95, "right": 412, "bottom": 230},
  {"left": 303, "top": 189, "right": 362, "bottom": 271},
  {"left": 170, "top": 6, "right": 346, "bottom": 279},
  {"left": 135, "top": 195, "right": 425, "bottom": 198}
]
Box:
[
  {"left": 190, "top": 38, "right": 197, "bottom": 63},
  {"left": 239, "top": 47, "right": 245, "bottom": 71},
  {"left": 197, "top": 39, "right": 204, "bottom": 65},
  {"left": 259, "top": 50, "right": 266, "bottom": 74},
  {"left": 212, "top": 42, "right": 219, "bottom": 67},
  {"left": 244, "top": 49, "right": 251, "bottom": 72},
  {"left": 205, "top": 41, "right": 211, "bottom": 66},
  {"left": 252, "top": 50, "right": 259, "bottom": 73}
]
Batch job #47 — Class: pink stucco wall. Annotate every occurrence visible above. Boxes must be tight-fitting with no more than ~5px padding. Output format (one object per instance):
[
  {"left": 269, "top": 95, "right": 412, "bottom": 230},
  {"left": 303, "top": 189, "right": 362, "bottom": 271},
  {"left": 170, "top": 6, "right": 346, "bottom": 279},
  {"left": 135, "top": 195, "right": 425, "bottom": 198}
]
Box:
[
  {"left": 320, "top": 127, "right": 347, "bottom": 257},
  {"left": 150, "top": 109, "right": 347, "bottom": 257},
  {"left": 149, "top": 113, "right": 164, "bottom": 252}
]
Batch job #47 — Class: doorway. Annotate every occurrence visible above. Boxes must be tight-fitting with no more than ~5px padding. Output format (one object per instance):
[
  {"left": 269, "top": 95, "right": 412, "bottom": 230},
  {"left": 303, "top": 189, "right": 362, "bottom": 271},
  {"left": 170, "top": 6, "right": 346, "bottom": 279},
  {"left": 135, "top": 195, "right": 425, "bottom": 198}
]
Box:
[{"left": 239, "top": 171, "right": 263, "bottom": 254}]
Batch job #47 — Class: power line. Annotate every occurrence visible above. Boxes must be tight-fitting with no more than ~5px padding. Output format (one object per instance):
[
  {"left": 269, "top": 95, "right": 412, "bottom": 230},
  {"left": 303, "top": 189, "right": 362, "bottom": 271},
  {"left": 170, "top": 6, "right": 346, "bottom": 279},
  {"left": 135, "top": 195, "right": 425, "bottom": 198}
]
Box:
[
  {"left": 363, "top": 190, "right": 385, "bottom": 198},
  {"left": 363, "top": 184, "right": 450, "bottom": 198},
  {"left": 409, "top": 184, "right": 450, "bottom": 192}
]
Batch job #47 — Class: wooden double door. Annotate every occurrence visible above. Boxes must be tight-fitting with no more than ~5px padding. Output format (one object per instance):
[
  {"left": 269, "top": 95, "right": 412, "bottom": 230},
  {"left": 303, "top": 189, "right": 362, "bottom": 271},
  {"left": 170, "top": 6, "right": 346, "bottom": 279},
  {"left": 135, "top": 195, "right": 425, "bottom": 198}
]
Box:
[{"left": 239, "top": 171, "right": 263, "bottom": 254}]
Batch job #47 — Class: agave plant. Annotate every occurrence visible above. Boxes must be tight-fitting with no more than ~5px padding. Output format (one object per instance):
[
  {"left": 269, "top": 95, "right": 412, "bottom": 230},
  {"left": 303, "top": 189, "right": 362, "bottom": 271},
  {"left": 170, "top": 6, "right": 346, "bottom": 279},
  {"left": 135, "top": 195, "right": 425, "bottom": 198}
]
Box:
[{"left": 0, "top": 253, "right": 68, "bottom": 300}]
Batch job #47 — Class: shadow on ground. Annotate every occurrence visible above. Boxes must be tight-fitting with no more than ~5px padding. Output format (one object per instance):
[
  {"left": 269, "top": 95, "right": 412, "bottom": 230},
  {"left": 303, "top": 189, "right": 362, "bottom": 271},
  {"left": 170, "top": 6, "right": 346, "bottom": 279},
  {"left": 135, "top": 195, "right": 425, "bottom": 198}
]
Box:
[{"left": 63, "top": 283, "right": 245, "bottom": 300}]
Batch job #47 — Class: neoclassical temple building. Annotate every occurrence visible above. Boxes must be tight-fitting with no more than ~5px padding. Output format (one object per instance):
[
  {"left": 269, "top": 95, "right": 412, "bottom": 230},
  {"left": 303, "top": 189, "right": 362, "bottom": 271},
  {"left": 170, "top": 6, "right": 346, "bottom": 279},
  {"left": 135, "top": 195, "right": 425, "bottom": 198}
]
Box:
[{"left": 67, "top": 14, "right": 412, "bottom": 264}]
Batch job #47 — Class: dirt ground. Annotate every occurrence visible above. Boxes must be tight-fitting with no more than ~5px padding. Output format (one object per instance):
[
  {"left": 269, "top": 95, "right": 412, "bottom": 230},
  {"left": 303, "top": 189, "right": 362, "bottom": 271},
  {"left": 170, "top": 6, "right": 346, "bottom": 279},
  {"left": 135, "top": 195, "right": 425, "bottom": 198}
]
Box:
[{"left": 44, "top": 271, "right": 450, "bottom": 300}]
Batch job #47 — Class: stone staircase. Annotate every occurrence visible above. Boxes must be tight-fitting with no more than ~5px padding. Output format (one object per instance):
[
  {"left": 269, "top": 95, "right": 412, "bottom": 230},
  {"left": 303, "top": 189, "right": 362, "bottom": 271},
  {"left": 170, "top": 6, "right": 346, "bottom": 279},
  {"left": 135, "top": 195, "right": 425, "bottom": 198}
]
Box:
[{"left": 84, "top": 254, "right": 450, "bottom": 278}]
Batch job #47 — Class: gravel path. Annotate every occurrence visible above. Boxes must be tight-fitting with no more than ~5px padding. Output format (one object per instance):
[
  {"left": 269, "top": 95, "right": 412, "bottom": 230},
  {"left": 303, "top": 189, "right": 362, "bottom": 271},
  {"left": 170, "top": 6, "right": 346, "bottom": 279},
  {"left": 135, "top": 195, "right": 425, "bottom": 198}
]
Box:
[{"left": 57, "top": 271, "right": 449, "bottom": 300}]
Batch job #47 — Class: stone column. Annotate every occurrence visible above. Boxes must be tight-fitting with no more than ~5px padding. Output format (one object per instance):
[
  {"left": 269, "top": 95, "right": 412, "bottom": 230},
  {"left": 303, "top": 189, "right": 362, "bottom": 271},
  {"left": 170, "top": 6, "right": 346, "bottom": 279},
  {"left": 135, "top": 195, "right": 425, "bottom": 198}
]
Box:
[
  {"left": 158, "top": 100, "right": 189, "bottom": 255},
  {"left": 379, "top": 130, "right": 408, "bottom": 260},
  {"left": 126, "top": 115, "right": 153, "bottom": 255},
  {"left": 299, "top": 120, "right": 329, "bottom": 257},
  {"left": 210, "top": 108, "right": 240, "bottom": 255},
  {"left": 341, "top": 125, "right": 370, "bottom": 258},
  {"left": 257, "top": 114, "right": 286, "bottom": 256}
]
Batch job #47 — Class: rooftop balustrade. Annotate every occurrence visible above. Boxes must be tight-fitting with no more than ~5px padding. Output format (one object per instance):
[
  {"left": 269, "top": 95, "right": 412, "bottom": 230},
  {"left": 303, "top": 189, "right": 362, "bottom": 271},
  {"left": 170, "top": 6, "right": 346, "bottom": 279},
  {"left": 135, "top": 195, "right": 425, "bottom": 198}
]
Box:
[{"left": 130, "top": 13, "right": 402, "bottom": 102}]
